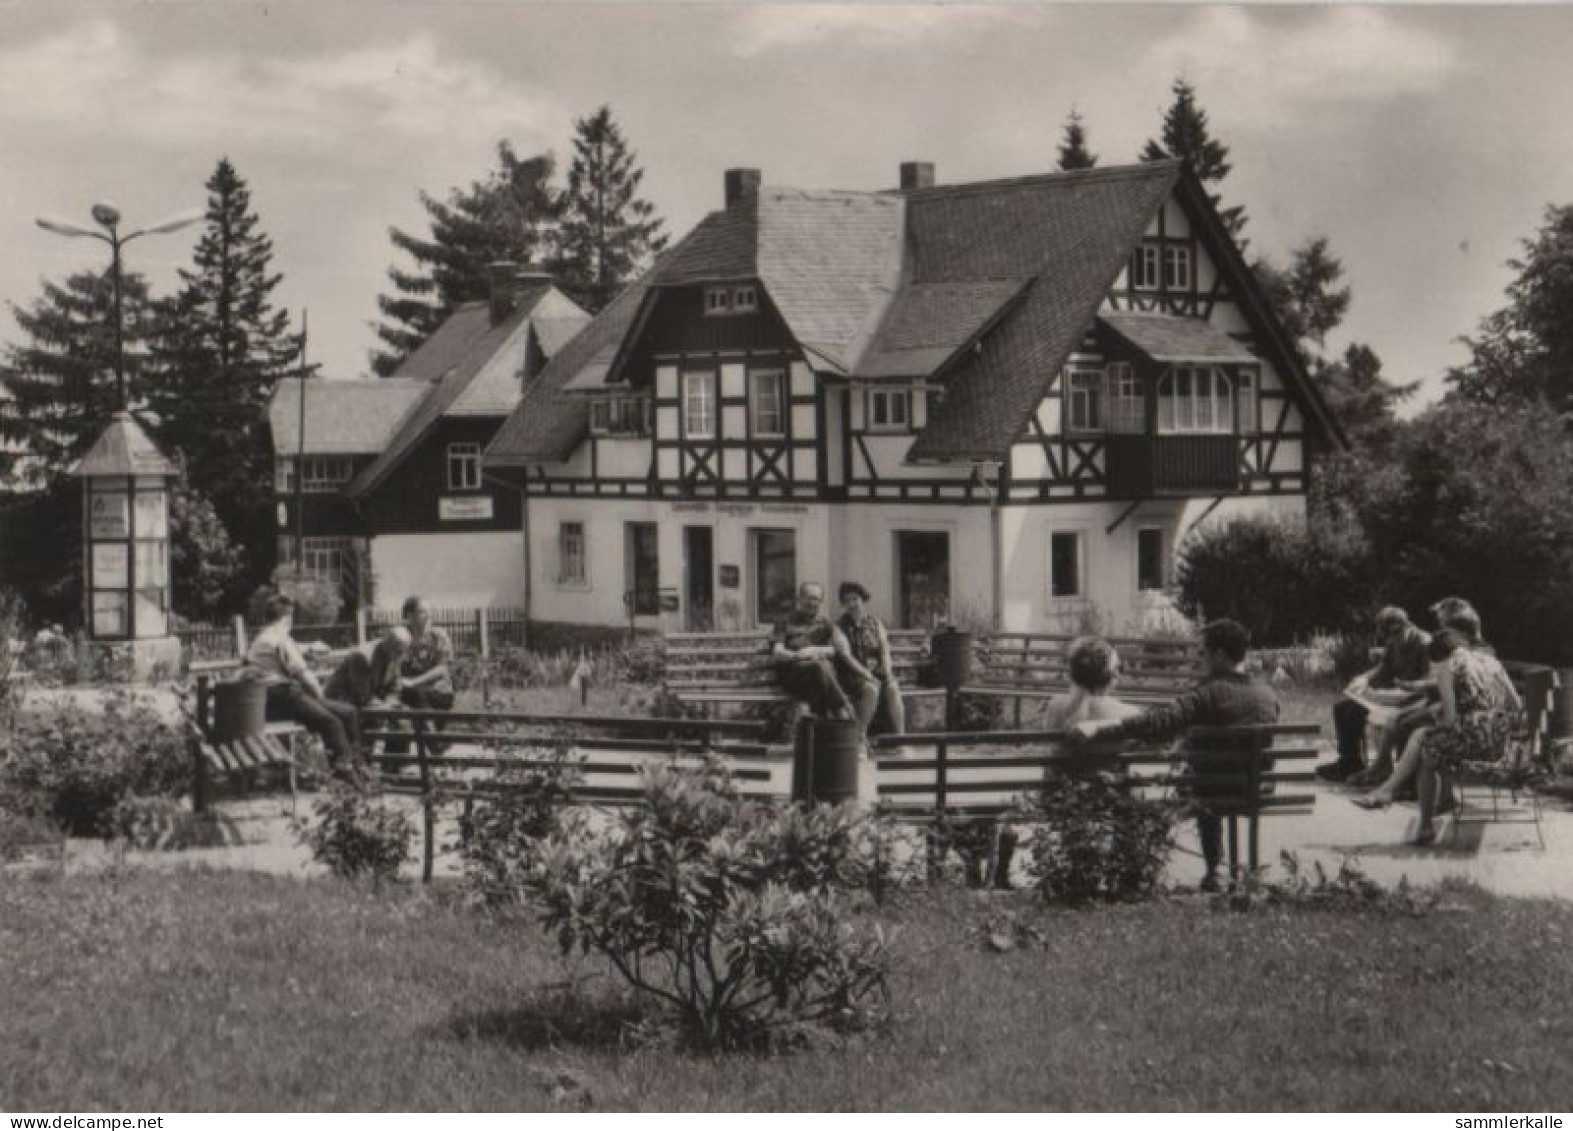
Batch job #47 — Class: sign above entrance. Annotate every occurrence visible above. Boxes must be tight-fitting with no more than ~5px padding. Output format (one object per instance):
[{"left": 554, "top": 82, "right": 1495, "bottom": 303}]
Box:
[
  {"left": 439, "top": 496, "right": 494, "bottom": 522},
  {"left": 672, "top": 501, "right": 711, "bottom": 513}
]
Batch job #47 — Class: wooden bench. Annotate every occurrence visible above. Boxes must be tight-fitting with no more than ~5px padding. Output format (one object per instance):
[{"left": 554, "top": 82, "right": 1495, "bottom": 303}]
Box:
[
  {"left": 662, "top": 629, "right": 948, "bottom": 714},
  {"left": 358, "top": 706, "right": 778, "bottom": 880},
  {"left": 871, "top": 722, "right": 1321, "bottom": 878},
  {"left": 187, "top": 662, "right": 307, "bottom": 813},
  {"left": 960, "top": 633, "right": 1203, "bottom": 725}
]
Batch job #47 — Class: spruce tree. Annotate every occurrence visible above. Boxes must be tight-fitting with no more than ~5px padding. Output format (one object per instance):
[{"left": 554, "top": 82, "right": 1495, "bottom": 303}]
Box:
[
  {"left": 373, "top": 142, "right": 560, "bottom": 375},
  {"left": 1142, "top": 78, "right": 1246, "bottom": 237},
  {"left": 147, "top": 157, "right": 295, "bottom": 598},
  {"left": 555, "top": 105, "right": 668, "bottom": 312},
  {"left": 0, "top": 270, "right": 154, "bottom": 487},
  {"left": 1056, "top": 108, "right": 1098, "bottom": 171}
]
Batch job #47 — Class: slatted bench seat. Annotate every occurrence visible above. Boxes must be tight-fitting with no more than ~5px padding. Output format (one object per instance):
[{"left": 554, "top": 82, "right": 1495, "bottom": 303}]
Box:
[
  {"left": 871, "top": 721, "right": 1320, "bottom": 877},
  {"left": 186, "top": 665, "right": 307, "bottom": 812},
  {"left": 960, "top": 632, "right": 1203, "bottom": 725},
  {"left": 358, "top": 707, "right": 781, "bottom": 880},
  {"left": 662, "top": 629, "right": 948, "bottom": 713}
]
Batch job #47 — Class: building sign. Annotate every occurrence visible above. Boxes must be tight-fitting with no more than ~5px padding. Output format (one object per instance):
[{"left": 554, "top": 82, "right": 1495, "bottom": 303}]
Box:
[
  {"left": 718, "top": 502, "right": 756, "bottom": 517},
  {"left": 89, "top": 492, "right": 129, "bottom": 539},
  {"left": 719, "top": 565, "right": 741, "bottom": 589},
  {"left": 760, "top": 503, "right": 809, "bottom": 515},
  {"left": 439, "top": 496, "right": 494, "bottom": 522},
  {"left": 672, "top": 501, "right": 711, "bottom": 513}
]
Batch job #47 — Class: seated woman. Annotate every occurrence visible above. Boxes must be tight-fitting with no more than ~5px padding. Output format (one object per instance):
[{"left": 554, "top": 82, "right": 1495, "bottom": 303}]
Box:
[
  {"left": 1041, "top": 636, "right": 1141, "bottom": 731},
  {"left": 1352, "top": 629, "right": 1522, "bottom": 844},
  {"left": 834, "top": 581, "right": 905, "bottom": 740},
  {"left": 243, "top": 593, "right": 362, "bottom": 774},
  {"left": 324, "top": 627, "right": 411, "bottom": 709}
]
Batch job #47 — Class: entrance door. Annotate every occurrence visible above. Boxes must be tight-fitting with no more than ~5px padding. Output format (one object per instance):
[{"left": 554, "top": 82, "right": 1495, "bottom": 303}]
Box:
[
  {"left": 896, "top": 531, "right": 951, "bottom": 629},
  {"left": 751, "top": 528, "right": 797, "bottom": 626},
  {"left": 683, "top": 526, "right": 715, "bottom": 631}
]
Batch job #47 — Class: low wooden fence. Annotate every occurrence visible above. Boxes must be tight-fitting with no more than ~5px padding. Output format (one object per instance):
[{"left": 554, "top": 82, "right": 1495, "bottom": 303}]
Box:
[{"left": 177, "top": 607, "right": 528, "bottom": 662}]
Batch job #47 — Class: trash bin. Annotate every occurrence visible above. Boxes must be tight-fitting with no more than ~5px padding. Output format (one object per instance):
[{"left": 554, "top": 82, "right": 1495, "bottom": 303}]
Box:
[
  {"left": 931, "top": 628, "right": 976, "bottom": 690},
  {"left": 792, "top": 716, "right": 862, "bottom": 804},
  {"left": 211, "top": 676, "right": 268, "bottom": 744}
]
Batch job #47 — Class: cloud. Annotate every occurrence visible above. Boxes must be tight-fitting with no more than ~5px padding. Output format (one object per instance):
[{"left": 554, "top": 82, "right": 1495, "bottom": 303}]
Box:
[
  {"left": 0, "top": 20, "right": 561, "bottom": 159},
  {"left": 1145, "top": 8, "right": 1461, "bottom": 121},
  {"left": 730, "top": 3, "right": 1031, "bottom": 56}
]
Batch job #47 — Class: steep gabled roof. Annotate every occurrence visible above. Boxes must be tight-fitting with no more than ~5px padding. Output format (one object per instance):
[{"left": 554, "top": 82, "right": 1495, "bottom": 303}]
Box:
[
  {"left": 269, "top": 378, "right": 429, "bottom": 456},
  {"left": 905, "top": 163, "right": 1181, "bottom": 460},
  {"left": 485, "top": 275, "right": 655, "bottom": 466},
  {"left": 346, "top": 285, "right": 588, "bottom": 498}
]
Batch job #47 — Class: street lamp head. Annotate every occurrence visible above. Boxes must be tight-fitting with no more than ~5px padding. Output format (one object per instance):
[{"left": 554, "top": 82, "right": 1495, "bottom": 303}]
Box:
[
  {"left": 36, "top": 215, "right": 103, "bottom": 240},
  {"left": 134, "top": 208, "right": 205, "bottom": 237},
  {"left": 91, "top": 202, "right": 122, "bottom": 229}
]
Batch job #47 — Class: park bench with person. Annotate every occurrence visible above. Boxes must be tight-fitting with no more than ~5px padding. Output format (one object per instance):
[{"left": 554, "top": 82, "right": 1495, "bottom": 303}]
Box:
[{"left": 959, "top": 632, "right": 1203, "bottom": 725}]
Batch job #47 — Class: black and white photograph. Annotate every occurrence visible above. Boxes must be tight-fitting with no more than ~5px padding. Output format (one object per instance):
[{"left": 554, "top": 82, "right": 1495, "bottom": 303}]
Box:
[{"left": 3, "top": 0, "right": 1573, "bottom": 1115}]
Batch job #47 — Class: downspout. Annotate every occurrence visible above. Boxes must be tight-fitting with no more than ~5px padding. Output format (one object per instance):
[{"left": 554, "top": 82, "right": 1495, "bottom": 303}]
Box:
[{"left": 985, "top": 459, "right": 1005, "bottom": 631}]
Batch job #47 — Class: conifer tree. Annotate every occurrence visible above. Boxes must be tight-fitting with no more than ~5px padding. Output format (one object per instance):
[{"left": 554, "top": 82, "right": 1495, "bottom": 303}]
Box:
[
  {"left": 147, "top": 158, "right": 295, "bottom": 599},
  {"left": 555, "top": 105, "right": 668, "bottom": 312},
  {"left": 0, "top": 270, "right": 153, "bottom": 487},
  {"left": 1142, "top": 78, "right": 1246, "bottom": 237},
  {"left": 1056, "top": 107, "right": 1098, "bottom": 171},
  {"left": 373, "top": 143, "right": 560, "bottom": 375}
]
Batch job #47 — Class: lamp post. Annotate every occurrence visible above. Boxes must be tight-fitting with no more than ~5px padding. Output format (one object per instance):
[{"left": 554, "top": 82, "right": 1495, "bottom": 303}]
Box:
[
  {"left": 36, "top": 203, "right": 204, "bottom": 410},
  {"left": 38, "top": 203, "right": 201, "bottom": 676}
]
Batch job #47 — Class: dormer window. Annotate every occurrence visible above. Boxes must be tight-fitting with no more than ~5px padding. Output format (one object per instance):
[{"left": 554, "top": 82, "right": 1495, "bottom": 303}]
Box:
[
  {"left": 1131, "top": 244, "right": 1161, "bottom": 291},
  {"left": 733, "top": 285, "right": 759, "bottom": 313},
  {"left": 867, "top": 388, "right": 910, "bottom": 432},
  {"left": 1164, "top": 245, "right": 1191, "bottom": 291},
  {"left": 589, "top": 396, "right": 650, "bottom": 437},
  {"left": 704, "top": 287, "right": 731, "bottom": 316},
  {"left": 704, "top": 284, "right": 758, "bottom": 317}
]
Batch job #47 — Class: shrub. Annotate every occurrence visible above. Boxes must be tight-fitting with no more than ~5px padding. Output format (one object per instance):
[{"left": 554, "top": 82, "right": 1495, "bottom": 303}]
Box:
[
  {"left": 1175, "top": 515, "right": 1376, "bottom": 646},
  {"left": 0, "top": 697, "right": 191, "bottom": 836},
  {"left": 296, "top": 783, "right": 413, "bottom": 882},
  {"left": 517, "top": 758, "right": 892, "bottom": 1049},
  {"left": 1012, "top": 772, "right": 1175, "bottom": 905},
  {"left": 615, "top": 638, "right": 666, "bottom": 686},
  {"left": 462, "top": 745, "right": 584, "bottom": 911},
  {"left": 106, "top": 795, "right": 237, "bottom": 851}
]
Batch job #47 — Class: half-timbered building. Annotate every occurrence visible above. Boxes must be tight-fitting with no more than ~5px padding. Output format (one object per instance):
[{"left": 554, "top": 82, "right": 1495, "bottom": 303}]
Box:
[
  {"left": 484, "top": 160, "right": 1343, "bottom": 634},
  {"left": 268, "top": 268, "right": 588, "bottom": 610}
]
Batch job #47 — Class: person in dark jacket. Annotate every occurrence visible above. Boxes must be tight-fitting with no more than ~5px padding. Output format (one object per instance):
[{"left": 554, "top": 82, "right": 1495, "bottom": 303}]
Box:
[
  {"left": 1069, "top": 619, "right": 1279, "bottom": 892},
  {"left": 324, "top": 627, "right": 411, "bottom": 709},
  {"left": 1319, "top": 607, "right": 1430, "bottom": 782}
]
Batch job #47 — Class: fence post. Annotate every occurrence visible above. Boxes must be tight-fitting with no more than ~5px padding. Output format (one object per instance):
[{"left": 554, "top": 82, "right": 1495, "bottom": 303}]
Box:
[
  {"left": 416, "top": 724, "right": 435, "bottom": 884},
  {"left": 478, "top": 608, "right": 491, "bottom": 709},
  {"left": 354, "top": 606, "right": 367, "bottom": 647},
  {"left": 192, "top": 677, "right": 212, "bottom": 815},
  {"left": 231, "top": 614, "right": 248, "bottom": 659}
]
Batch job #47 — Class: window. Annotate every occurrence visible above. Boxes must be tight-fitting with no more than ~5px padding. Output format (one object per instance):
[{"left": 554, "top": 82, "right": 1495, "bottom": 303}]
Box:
[
  {"left": 1107, "top": 362, "right": 1145, "bottom": 434},
  {"left": 282, "top": 456, "right": 354, "bottom": 493},
  {"left": 558, "top": 522, "right": 587, "bottom": 585},
  {"left": 1157, "top": 366, "right": 1234, "bottom": 435},
  {"left": 626, "top": 522, "right": 660, "bottom": 615},
  {"left": 1137, "top": 528, "right": 1167, "bottom": 592},
  {"left": 752, "top": 528, "right": 797, "bottom": 624},
  {"left": 733, "top": 285, "right": 759, "bottom": 313},
  {"left": 589, "top": 396, "right": 649, "bottom": 436},
  {"left": 704, "top": 286, "right": 731, "bottom": 316},
  {"left": 749, "top": 368, "right": 785, "bottom": 437},
  {"left": 1065, "top": 368, "right": 1104, "bottom": 432},
  {"left": 1164, "top": 245, "right": 1192, "bottom": 291},
  {"left": 682, "top": 370, "right": 716, "bottom": 438},
  {"left": 446, "top": 443, "right": 481, "bottom": 491},
  {"left": 1131, "top": 243, "right": 1161, "bottom": 291},
  {"left": 1048, "top": 531, "right": 1084, "bottom": 599},
  {"left": 1237, "top": 368, "right": 1258, "bottom": 434},
  {"left": 867, "top": 388, "right": 910, "bottom": 432}
]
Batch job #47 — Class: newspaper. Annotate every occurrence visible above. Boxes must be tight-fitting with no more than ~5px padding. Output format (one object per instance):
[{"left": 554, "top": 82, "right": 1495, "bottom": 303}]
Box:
[{"left": 1344, "top": 676, "right": 1425, "bottom": 726}]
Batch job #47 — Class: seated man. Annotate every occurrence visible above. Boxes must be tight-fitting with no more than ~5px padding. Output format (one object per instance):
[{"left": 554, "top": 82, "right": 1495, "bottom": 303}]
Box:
[
  {"left": 1069, "top": 619, "right": 1279, "bottom": 893},
  {"left": 1319, "top": 606, "right": 1430, "bottom": 782},
  {"left": 771, "top": 582, "right": 867, "bottom": 721},
  {"left": 385, "top": 596, "right": 455, "bottom": 756},
  {"left": 243, "top": 593, "right": 362, "bottom": 776},
  {"left": 324, "top": 626, "right": 411, "bottom": 710}
]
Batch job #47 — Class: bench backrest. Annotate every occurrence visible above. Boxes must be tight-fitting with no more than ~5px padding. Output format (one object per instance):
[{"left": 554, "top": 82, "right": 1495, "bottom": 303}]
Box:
[
  {"left": 976, "top": 633, "right": 1202, "bottom": 697},
  {"left": 1500, "top": 660, "right": 1560, "bottom": 760},
  {"left": 663, "top": 629, "right": 931, "bottom": 691},
  {"left": 870, "top": 722, "right": 1320, "bottom": 819}
]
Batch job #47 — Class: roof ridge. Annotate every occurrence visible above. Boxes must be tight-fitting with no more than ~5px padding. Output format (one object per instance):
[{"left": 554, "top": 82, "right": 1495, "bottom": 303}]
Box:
[{"left": 905, "top": 161, "right": 1181, "bottom": 201}]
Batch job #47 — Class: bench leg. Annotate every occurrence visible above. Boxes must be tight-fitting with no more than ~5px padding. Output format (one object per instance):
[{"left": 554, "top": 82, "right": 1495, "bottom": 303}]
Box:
[{"left": 1226, "top": 816, "right": 1240, "bottom": 884}]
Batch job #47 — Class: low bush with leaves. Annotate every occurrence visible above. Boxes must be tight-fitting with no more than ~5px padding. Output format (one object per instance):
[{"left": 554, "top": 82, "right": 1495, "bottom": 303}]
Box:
[
  {"left": 0, "top": 697, "right": 191, "bottom": 836},
  {"left": 1219, "top": 851, "right": 1437, "bottom": 917},
  {"left": 516, "top": 758, "right": 892, "bottom": 1049},
  {"left": 1012, "top": 772, "right": 1176, "bottom": 905},
  {"left": 461, "top": 744, "right": 585, "bottom": 911},
  {"left": 296, "top": 782, "right": 413, "bottom": 883}
]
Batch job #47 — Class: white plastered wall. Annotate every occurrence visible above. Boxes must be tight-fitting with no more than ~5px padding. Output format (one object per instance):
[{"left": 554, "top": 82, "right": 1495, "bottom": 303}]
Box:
[{"left": 369, "top": 532, "right": 526, "bottom": 611}]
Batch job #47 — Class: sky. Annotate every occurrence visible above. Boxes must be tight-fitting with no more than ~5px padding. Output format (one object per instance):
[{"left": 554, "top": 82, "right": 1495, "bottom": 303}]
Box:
[{"left": 3, "top": 1, "right": 1572, "bottom": 410}]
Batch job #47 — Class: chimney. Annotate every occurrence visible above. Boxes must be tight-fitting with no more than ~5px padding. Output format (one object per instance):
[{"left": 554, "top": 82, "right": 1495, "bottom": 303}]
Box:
[
  {"left": 724, "top": 168, "right": 761, "bottom": 209},
  {"left": 487, "top": 261, "right": 519, "bottom": 325},
  {"left": 900, "top": 161, "right": 935, "bottom": 192}
]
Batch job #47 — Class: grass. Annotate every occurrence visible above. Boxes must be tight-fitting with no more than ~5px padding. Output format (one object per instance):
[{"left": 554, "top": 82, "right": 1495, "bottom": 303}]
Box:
[{"left": 3, "top": 867, "right": 1572, "bottom": 1111}]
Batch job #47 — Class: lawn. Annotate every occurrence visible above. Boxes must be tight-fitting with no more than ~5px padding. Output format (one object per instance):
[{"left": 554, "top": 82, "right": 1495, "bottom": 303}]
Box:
[{"left": 3, "top": 867, "right": 1570, "bottom": 1111}]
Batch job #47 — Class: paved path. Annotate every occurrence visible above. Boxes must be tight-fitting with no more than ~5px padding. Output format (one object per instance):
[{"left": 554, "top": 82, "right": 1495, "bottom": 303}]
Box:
[{"left": 37, "top": 778, "right": 1573, "bottom": 901}]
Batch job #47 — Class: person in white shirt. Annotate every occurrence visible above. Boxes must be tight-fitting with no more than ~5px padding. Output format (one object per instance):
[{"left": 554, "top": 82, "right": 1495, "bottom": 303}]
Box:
[{"left": 244, "top": 593, "right": 361, "bottom": 773}]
